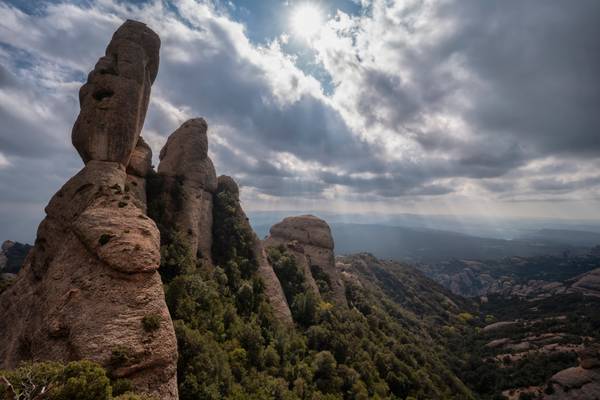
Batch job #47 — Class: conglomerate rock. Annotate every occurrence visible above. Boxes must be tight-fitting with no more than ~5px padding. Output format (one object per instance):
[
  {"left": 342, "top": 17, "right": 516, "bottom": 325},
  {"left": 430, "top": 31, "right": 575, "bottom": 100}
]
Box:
[
  {"left": 157, "top": 118, "right": 217, "bottom": 267},
  {"left": 72, "top": 20, "right": 160, "bottom": 165},
  {"left": 126, "top": 136, "right": 153, "bottom": 212},
  {"left": 264, "top": 215, "right": 347, "bottom": 307},
  {"left": 0, "top": 20, "right": 178, "bottom": 400},
  {"left": 543, "top": 345, "right": 600, "bottom": 399}
]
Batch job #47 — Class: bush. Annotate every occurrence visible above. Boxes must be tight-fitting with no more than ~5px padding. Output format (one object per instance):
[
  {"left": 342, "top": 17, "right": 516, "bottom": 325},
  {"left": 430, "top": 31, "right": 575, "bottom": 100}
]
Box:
[
  {"left": 159, "top": 231, "right": 196, "bottom": 282},
  {"left": 141, "top": 315, "right": 161, "bottom": 332},
  {"left": 0, "top": 360, "right": 140, "bottom": 400}
]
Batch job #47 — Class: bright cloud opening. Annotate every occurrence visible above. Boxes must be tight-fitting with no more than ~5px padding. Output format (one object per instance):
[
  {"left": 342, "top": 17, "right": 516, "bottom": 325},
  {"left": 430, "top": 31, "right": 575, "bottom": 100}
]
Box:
[{"left": 290, "top": 3, "right": 323, "bottom": 40}]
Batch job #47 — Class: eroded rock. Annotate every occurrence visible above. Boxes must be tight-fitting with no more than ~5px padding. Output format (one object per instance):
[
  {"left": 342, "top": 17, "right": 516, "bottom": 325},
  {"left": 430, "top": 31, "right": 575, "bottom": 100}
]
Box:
[
  {"left": 157, "top": 118, "right": 217, "bottom": 266},
  {"left": 264, "top": 215, "right": 347, "bottom": 307},
  {"left": 0, "top": 20, "right": 178, "bottom": 400}
]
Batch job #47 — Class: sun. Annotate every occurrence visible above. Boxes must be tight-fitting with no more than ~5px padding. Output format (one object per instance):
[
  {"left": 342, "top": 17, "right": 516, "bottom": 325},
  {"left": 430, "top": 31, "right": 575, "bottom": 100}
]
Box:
[{"left": 290, "top": 3, "right": 324, "bottom": 40}]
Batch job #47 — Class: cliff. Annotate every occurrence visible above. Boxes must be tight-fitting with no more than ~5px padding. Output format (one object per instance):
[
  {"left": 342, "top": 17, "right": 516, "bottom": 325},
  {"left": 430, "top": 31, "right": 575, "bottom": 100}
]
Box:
[{"left": 0, "top": 20, "right": 178, "bottom": 399}]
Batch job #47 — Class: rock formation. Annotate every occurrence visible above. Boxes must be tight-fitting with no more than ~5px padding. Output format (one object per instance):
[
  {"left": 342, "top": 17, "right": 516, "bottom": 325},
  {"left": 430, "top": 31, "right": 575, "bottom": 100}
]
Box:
[
  {"left": 215, "top": 176, "right": 293, "bottom": 325},
  {"left": 157, "top": 118, "right": 217, "bottom": 267},
  {"left": 126, "top": 136, "right": 153, "bottom": 212},
  {"left": 544, "top": 345, "right": 600, "bottom": 399},
  {"left": 0, "top": 20, "right": 178, "bottom": 399},
  {"left": 264, "top": 215, "right": 347, "bottom": 306},
  {"left": 72, "top": 20, "right": 159, "bottom": 165}
]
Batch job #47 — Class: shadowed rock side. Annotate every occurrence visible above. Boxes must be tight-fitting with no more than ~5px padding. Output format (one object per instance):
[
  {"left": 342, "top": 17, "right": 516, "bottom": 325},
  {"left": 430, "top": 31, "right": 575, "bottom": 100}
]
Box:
[
  {"left": 264, "top": 215, "right": 347, "bottom": 307},
  {"left": 157, "top": 118, "right": 217, "bottom": 267},
  {"left": 0, "top": 20, "right": 178, "bottom": 400},
  {"left": 126, "top": 136, "right": 152, "bottom": 212},
  {"left": 216, "top": 176, "right": 293, "bottom": 325}
]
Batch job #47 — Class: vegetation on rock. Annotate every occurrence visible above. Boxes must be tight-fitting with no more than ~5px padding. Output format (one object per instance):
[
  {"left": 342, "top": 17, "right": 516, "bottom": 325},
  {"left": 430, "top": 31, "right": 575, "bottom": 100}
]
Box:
[{"left": 0, "top": 361, "right": 153, "bottom": 400}]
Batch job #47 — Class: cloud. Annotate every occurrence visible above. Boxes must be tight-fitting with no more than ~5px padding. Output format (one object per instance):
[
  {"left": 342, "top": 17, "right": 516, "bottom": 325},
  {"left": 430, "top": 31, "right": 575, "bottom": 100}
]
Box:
[{"left": 0, "top": 0, "right": 599, "bottom": 241}]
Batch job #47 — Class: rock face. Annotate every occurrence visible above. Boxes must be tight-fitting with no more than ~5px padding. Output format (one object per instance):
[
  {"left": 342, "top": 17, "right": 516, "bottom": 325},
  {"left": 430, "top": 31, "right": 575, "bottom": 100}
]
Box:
[
  {"left": 72, "top": 20, "right": 160, "bottom": 165},
  {"left": 126, "top": 136, "right": 153, "bottom": 212},
  {"left": 158, "top": 118, "right": 217, "bottom": 266},
  {"left": 215, "top": 176, "right": 293, "bottom": 325},
  {"left": 264, "top": 215, "right": 347, "bottom": 306},
  {"left": 0, "top": 20, "right": 178, "bottom": 399},
  {"left": 544, "top": 345, "right": 600, "bottom": 399}
]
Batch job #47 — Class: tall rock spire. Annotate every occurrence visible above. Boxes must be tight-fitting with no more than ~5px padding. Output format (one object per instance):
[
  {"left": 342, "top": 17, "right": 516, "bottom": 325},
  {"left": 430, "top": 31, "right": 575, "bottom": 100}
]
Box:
[
  {"left": 157, "top": 118, "right": 218, "bottom": 267},
  {"left": 72, "top": 19, "right": 160, "bottom": 165},
  {"left": 0, "top": 20, "right": 178, "bottom": 399}
]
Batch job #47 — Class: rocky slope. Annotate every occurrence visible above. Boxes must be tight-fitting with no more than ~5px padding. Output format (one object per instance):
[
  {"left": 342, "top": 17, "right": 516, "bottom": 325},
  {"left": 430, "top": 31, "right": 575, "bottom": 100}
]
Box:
[
  {"left": 0, "top": 20, "right": 178, "bottom": 399},
  {"left": 462, "top": 284, "right": 600, "bottom": 399},
  {"left": 417, "top": 250, "right": 600, "bottom": 299}
]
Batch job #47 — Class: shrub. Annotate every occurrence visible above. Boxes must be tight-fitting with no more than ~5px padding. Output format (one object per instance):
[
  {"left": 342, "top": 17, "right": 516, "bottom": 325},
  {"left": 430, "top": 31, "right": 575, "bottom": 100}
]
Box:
[
  {"left": 141, "top": 315, "right": 161, "bottom": 332},
  {"left": 0, "top": 360, "right": 118, "bottom": 400},
  {"left": 110, "top": 346, "right": 135, "bottom": 368}
]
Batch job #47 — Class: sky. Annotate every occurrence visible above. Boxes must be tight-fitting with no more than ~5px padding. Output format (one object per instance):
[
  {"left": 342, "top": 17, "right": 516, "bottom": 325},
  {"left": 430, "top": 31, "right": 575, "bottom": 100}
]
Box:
[{"left": 0, "top": 0, "right": 599, "bottom": 242}]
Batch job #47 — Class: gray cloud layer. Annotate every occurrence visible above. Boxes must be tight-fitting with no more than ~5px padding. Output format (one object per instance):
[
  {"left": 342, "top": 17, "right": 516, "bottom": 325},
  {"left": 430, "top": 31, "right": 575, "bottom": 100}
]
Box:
[{"left": 0, "top": 0, "right": 599, "bottom": 241}]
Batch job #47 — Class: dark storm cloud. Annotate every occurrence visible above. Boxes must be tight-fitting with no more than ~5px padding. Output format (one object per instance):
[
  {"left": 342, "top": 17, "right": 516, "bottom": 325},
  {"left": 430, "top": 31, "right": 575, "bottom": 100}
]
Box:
[
  {"left": 155, "top": 22, "right": 370, "bottom": 169},
  {"left": 369, "top": 0, "right": 600, "bottom": 159},
  {"left": 443, "top": 1, "right": 600, "bottom": 157}
]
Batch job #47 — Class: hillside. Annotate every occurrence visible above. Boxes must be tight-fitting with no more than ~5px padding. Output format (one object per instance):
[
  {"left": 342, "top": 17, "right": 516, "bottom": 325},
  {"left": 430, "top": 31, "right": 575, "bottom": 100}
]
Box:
[{"left": 415, "top": 249, "right": 600, "bottom": 298}]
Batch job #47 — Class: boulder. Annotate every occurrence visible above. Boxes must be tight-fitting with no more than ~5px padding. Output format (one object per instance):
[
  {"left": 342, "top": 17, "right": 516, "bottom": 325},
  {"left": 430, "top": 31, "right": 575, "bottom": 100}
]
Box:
[{"left": 543, "top": 345, "right": 600, "bottom": 399}]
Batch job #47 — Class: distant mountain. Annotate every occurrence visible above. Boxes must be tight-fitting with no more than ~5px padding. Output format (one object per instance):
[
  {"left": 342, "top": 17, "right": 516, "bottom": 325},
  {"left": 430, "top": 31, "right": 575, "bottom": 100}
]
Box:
[
  {"left": 0, "top": 240, "right": 31, "bottom": 275},
  {"left": 517, "top": 228, "right": 600, "bottom": 247},
  {"left": 416, "top": 250, "right": 600, "bottom": 299},
  {"left": 250, "top": 211, "right": 600, "bottom": 243},
  {"left": 321, "top": 223, "right": 589, "bottom": 262}
]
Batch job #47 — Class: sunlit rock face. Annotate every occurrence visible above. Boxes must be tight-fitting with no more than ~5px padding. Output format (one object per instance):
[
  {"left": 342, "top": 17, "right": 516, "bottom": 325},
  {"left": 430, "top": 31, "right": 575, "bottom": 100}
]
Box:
[
  {"left": 215, "top": 175, "right": 293, "bottom": 325},
  {"left": 0, "top": 20, "right": 178, "bottom": 400},
  {"left": 157, "top": 118, "right": 218, "bottom": 267},
  {"left": 72, "top": 20, "right": 160, "bottom": 165},
  {"left": 264, "top": 215, "right": 348, "bottom": 307}
]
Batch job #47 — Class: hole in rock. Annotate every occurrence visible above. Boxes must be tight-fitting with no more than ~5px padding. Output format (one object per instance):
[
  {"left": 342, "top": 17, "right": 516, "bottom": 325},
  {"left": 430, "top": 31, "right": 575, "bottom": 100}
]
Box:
[{"left": 93, "top": 89, "right": 114, "bottom": 101}]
